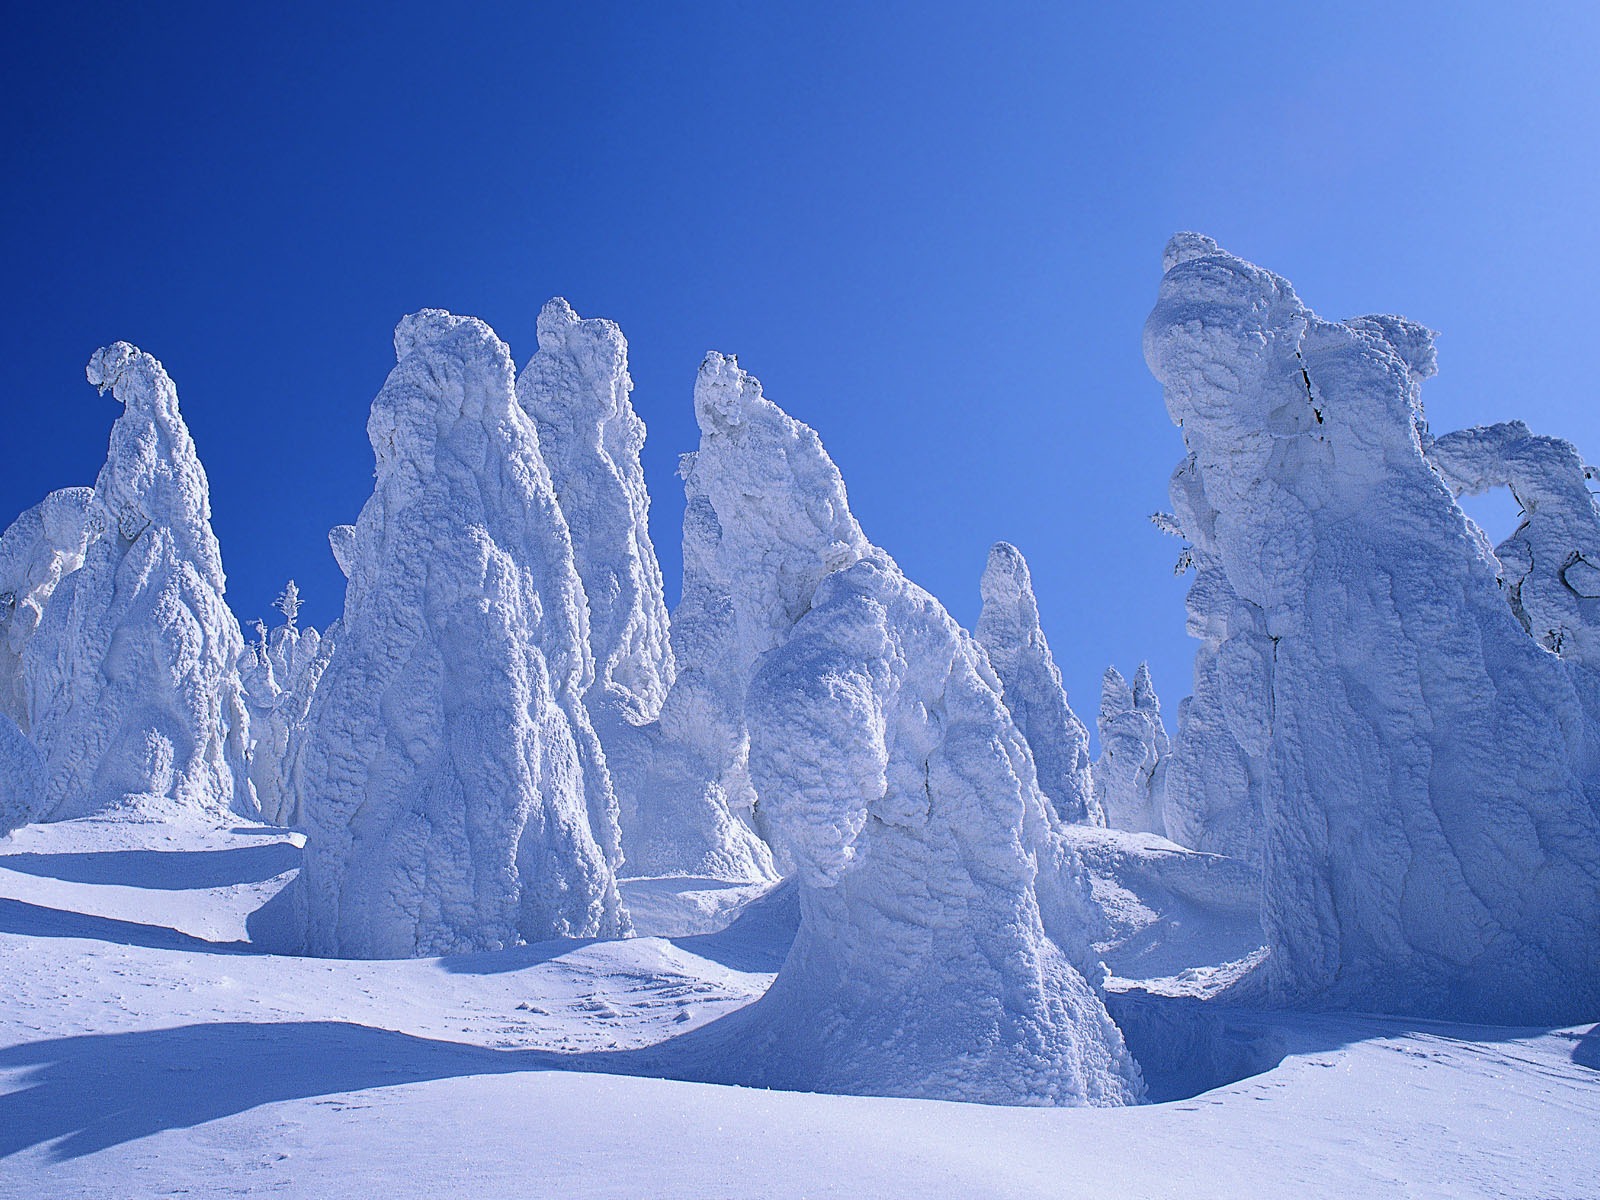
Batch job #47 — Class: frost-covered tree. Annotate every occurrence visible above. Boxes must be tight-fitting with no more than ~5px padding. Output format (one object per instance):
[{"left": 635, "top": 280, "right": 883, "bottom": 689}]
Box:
[
  {"left": 515, "top": 299, "right": 675, "bottom": 874},
  {"left": 25, "top": 344, "right": 255, "bottom": 822},
  {"left": 1145, "top": 233, "right": 1600, "bottom": 1022},
  {"left": 0, "top": 488, "right": 92, "bottom": 736},
  {"left": 976, "top": 541, "right": 1100, "bottom": 824},
  {"left": 238, "top": 580, "right": 326, "bottom": 827},
  {"left": 292, "top": 310, "right": 626, "bottom": 958},
  {"left": 677, "top": 366, "right": 1138, "bottom": 1105},
  {"left": 1093, "top": 664, "right": 1169, "bottom": 835}
]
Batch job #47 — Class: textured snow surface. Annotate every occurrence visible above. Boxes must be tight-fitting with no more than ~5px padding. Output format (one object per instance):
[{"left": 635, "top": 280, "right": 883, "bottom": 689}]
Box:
[
  {"left": 25, "top": 345, "right": 254, "bottom": 825},
  {"left": 0, "top": 818, "right": 1594, "bottom": 1200},
  {"left": 237, "top": 594, "right": 325, "bottom": 829},
  {"left": 1146, "top": 233, "right": 1600, "bottom": 1022},
  {"left": 977, "top": 541, "right": 1101, "bottom": 824},
  {"left": 1093, "top": 663, "right": 1170, "bottom": 836},
  {"left": 292, "top": 310, "right": 626, "bottom": 958}
]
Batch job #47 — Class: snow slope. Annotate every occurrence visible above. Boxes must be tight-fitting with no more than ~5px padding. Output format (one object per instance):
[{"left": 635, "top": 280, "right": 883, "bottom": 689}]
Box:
[{"left": 0, "top": 817, "right": 1594, "bottom": 1199}]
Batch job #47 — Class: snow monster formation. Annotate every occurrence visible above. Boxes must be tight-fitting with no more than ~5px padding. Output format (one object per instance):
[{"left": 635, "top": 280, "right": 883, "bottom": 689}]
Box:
[
  {"left": 1145, "top": 233, "right": 1600, "bottom": 1023},
  {"left": 237, "top": 581, "right": 326, "bottom": 828},
  {"left": 514, "top": 299, "right": 675, "bottom": 867},
  {"left": 293, "top": 310, "right": 627, "bottom": 958},
  {"left": 976, "top": 541, "right": 1100, "bottom": 824},
  {"left": 623, "top": 352, "right": 876, "bottom": 881},
  {"left": 687, "top": 364, "right": 1140, "bottom": 1105},
  {"left": 0, "top": 487, "right": 92, "bottom": 733},
  {"left": 1092, "top": 664, "right": 1169, "bottom": 836},
  {"left": 24, "top": 345, "right": 255, "bottom": 823},
  {"left": 1427, "top": 421, "right": 1600, "bottom": 669}
]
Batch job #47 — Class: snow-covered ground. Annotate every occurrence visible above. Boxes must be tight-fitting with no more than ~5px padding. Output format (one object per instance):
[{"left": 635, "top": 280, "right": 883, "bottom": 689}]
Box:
[{"left": 1, "top": 818, "right": 1593, "bottom": 1198}]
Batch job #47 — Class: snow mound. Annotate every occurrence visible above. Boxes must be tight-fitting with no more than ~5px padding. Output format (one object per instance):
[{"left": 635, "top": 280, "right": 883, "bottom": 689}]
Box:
[
  {"left": 977, "top": 542, "right": 1101, "bottom": 824},
  {"left": 292, "top": 310, "right": 627, "bottom": 958},
  {"left": 1145, "top": 234, "right": 1600, "bottom": 1023},
  {"left": 25, "top": 344, "right": 255, "bottom": 824}
]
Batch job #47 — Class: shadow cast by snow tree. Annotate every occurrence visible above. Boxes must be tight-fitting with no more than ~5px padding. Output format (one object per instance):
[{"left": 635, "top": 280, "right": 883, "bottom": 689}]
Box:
[
  {"left": 1572, "top": 1024, "right": 1600, "bottom": 1070},
  {"left": 0, "top": 897, "right": 250, "bottom": 955},
  {"left": 0, "top": 843, "right": 300, "bottom": 890}
]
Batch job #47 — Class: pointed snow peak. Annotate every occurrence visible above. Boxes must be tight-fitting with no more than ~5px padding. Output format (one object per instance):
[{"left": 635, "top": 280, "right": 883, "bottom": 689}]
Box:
[
  {"left": 533, "top": 297, "right": 626, "bottom": 363},
  {"left": 1132, "top": 662, "right": 1160, "bottom": 712},
  {"left": 979, "top": 541, "right": 1038, "bottom": 616},
  {"left": 536, "top": 295, "right": 581, "bottom": 338},
  {"left": 1100, "top": 665, "right": 1132, "bottom": 715},
  {"left": 1162, "top": 232, "right": 1222, "bottom": 273}
]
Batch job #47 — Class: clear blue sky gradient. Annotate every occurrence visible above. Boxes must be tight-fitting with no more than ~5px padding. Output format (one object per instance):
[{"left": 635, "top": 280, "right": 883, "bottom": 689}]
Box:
[{"left": 5, "top": 4, "right": 1598, "bottom": 732}]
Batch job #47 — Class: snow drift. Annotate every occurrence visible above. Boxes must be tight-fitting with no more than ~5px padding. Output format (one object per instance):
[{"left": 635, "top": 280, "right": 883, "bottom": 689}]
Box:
[
  {"left": 292, "top": 310, "right": 627, "bottom": 958},
  {"left": 24, "top": 344, "right": 255, "bottom": 824},
  {"left": 1145, "top": 232, "right": 1600, "bottom": 1023}
]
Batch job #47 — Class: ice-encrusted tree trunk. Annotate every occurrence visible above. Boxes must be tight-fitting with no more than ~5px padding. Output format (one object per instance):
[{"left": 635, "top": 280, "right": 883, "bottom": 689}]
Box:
[
  {"left": 1092, "top": 664, "right": 1169, "bottom": 835},
  {"left": 25, "top": 344, "right": 255, "bottom": 822},
  {"left": 0, "top": 487, "right": 92, "bottom": 736},
  {"left": 1145, "top": 233, "right": 1600, "bottom": 1022},
  {"left": 293, "top": 310, "right": 627, "bottom": 958},
  {"left": 976, "top": 541, "right": 1101, "bottom": 824},
  {"left": 666, "top": 371, "right": 1137, "bottom": 1104},
  {"left": 1427, "top": 421, "right": 1600, "bottom": 669},
  {"left": 514, "top": 299, "right": 675, "bottom": 872}
]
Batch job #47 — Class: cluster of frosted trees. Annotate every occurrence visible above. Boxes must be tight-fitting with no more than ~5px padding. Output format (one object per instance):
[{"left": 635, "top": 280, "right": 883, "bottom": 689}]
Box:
[{"left": 4, "top": 237, "right": 1598, "bottom": 1106}]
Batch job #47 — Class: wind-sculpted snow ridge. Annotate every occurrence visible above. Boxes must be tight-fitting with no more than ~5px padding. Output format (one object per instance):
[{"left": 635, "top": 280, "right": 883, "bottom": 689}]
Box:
[
  {"left": 0, "top": 488, "right": 92, "bottom": 735},
  {"left": 1145, "top": 232, "right": 1600, "bottom": 1023},
  {"left": 515, "top": 299, "right": 675, "bottom": 872},
  {"left": 1093, "top": 664, "right": 1169, "bottom": 836},
  {"left": 238, "top": 582, "right": 326, "bottom": 828},
  {"left": 976, "top": 541, "right": 1101, "bottom": 824},
  {"left": 293, "top": 310, "right": 627, "bottom": 958},
  {"left": 24, "top": 345, "right": 255, "bottom": 823},
  {"left": 1427, "top": 421, "right": 1600, "bottom": 669}
]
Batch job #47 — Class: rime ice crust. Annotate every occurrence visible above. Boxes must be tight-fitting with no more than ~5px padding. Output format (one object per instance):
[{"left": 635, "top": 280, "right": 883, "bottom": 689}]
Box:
[
  {"left": 293, "top": 310, "right": 626, "bottom": 958},
  {"left": 25, "top": 345, "right": 255, "bottom": 823},
  {"left": 1145, "top": 235, "right": 1600, "bottom": 1022},
  {"left": 0, "top": 487, "right": 92, "bottom": 734},
  {"left": 238, "top": 586, "right": 325, "bottom": 829},
  {"left": 976, "top": 542, "right": 1101, "bottom": 824},
  {"left": 1093, "top": 664, "right": 1169, "bottom": 836}
]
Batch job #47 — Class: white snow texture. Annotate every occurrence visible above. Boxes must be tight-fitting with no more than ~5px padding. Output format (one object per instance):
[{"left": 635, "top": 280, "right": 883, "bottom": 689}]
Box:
[
  {"left": 1093, "top": 663, "right": 1169, "bottom": 836},
  {"left": 1145, "top": 232, "right": 1600, "bottom": 1022},
  {"left": 291, "top": 310, "right": 627, "bottom": 958},
  {"left": 24, "top": 345, "right": 255, "bottom": 824}
]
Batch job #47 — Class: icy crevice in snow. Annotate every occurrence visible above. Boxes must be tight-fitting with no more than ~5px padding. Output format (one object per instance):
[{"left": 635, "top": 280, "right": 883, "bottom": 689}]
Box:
[
  {"left": 976, "top": 541, "right": 1100, "bottom": 824},
  {"left": 1145, "top": 234, "right": 1600, "bottom": 1022},
  {"left": 292, "top": 309, "right": 627, "bottom": 958},
  {"left": 25, "top": 344, "right": 255, "bottom": 823}
]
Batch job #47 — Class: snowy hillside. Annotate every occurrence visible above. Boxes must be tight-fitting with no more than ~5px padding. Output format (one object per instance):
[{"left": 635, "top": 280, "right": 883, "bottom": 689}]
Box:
[
  {"left": 1, "top": 235, "right": 1598, "bottom": 1196},
  {"left": 2, "top": 818, "right": 1595, "bottom": 1199}
]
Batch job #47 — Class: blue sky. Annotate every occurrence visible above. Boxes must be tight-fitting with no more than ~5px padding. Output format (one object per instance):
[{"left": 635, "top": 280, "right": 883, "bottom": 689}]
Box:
[{"left": 4, "top": 4, "right": 1598, "bottom": 728}]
